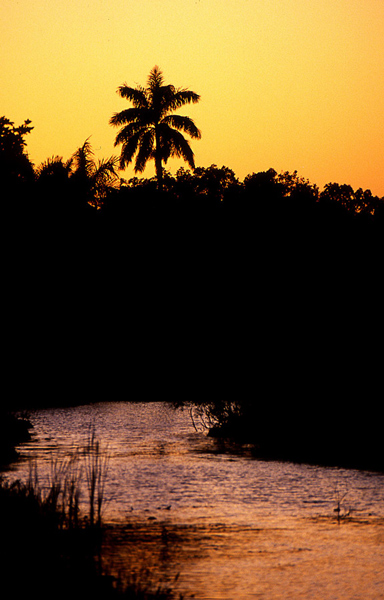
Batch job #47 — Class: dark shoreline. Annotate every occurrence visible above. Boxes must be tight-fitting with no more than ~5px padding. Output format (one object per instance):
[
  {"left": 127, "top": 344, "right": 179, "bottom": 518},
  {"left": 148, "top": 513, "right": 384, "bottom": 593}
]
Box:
[
  {"left": 206, "top": 409, "right": 384, "bottom": 474},
  {"left": 0, "top": 412, "right": 33, "bottom": 468},
  {"left": 2, "top": 400, "right": 383, "bottom": 475}
]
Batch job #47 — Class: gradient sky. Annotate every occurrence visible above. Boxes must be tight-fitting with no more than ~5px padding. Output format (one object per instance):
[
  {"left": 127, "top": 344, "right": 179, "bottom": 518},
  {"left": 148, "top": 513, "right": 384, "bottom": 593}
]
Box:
[{"left": 2, "top": 0, "right": 384, "bottom": 195}]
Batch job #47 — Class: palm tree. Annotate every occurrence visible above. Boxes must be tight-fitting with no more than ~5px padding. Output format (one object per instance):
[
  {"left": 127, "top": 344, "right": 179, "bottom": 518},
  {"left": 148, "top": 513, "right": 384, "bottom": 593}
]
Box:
[
  {"left": 109, "top": 66, "right": 201, "bottom": 191},
  {"left": 70, "top": 138, "right": 119, "bottom": 206},
  {"left": 35, "top": 155, "right": 73, "bottom": 181}
]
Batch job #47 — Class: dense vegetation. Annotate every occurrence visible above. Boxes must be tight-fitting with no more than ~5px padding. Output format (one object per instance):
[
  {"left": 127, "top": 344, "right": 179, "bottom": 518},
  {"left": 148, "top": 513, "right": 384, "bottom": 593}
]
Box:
[
  {"left": 174, "top": 398, "right": 383, "bottom": 472},
  {"left": 2, "top": 112, "right": 383, "bottom": 471}
]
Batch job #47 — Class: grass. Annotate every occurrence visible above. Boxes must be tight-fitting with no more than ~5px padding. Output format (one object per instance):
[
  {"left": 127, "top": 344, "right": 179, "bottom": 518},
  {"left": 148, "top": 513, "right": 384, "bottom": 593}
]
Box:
[{"left": 0, "top": 429, "right": 185, "bottom": 600}]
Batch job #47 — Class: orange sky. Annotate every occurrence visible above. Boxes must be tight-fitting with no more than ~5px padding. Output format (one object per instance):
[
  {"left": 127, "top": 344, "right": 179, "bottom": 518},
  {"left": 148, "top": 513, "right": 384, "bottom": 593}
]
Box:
[{"left": 1, "top": 0, "right": 384, "bottom": 195}]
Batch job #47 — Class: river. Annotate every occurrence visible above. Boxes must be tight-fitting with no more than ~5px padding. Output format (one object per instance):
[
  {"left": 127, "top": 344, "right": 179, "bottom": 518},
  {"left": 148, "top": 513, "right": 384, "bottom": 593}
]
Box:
[{"left": 8, "top": 401, "right": 384, "bottom": 599}]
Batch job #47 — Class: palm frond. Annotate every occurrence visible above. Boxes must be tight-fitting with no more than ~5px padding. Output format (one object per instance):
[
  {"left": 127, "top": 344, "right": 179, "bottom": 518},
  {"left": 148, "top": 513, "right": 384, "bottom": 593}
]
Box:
[
  {"left": 74, "top": 137, "right": 94, "bottom": 160},
  {"left": 114, "top": 123, "right": 150, "bottom": 147},
  {"left": 135, "top": 129, "right": 155, "bottom": 173},
  {"left": 35, "top": 155, "right": 71, "bottom": 179},
  {"left": 157, "top": 84, "right": 176, "bottom": 110},
  {"left": 71, "top": 137, "right": 95, "bottom": 177},
  {"left": 165, "top": 89, "right": 200, "bottom": 111},
  {"left": 91, "top": 156, "right": 120, "bottom": 201},
  {"left": 117, "top": 85, "right": 148, "bottom": 109},
  {"left": 160, "top": 127, "right": 195, "bottom": 169},
  {"left": 119, "top": 130, "right": 143, "bottom": 170},
  {"left": 161, "top": 114, "right": 201, "bottom": 139},
  {"left": 147, "top": 65, "right": 164, "bottom": 89},
  {"left": 65, "top": 156, "right": 74, "bottom": 171},
  {"left": 94, "top": 156, "right": 119, "bottom": 183},
  {"left": 109, "top": 107, "right": 146, "bottom": 127}
]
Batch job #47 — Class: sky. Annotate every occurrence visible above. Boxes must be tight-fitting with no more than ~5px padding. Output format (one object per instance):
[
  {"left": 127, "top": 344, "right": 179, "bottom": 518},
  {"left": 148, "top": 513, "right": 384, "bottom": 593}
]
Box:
[{"left": 2, "top": 0, "right": 384, "bottom": 195}]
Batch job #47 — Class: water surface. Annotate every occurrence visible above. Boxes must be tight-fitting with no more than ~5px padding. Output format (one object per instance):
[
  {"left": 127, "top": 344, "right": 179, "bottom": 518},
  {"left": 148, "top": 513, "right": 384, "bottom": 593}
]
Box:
[{"left": 10, "top": 401, "right": 384, "bottom": 599}]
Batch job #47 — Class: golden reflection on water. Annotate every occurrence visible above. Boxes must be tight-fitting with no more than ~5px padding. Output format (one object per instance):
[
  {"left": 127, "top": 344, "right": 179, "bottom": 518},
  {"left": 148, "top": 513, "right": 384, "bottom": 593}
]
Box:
[{"left": 102, "top": 515, "right": 384, "bottom": 600}]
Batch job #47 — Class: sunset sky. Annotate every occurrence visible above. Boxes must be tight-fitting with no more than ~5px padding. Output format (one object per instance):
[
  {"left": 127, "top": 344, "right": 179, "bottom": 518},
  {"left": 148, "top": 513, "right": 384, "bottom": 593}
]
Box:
[{"left": 2, "top": 0, "right": 384, "bottom": 195}]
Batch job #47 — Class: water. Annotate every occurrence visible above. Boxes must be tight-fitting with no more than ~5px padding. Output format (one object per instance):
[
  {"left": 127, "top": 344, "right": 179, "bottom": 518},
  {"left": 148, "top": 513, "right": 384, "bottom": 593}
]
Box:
[{"left": 8, "top": 401, "right": 384, "bottom": 599}]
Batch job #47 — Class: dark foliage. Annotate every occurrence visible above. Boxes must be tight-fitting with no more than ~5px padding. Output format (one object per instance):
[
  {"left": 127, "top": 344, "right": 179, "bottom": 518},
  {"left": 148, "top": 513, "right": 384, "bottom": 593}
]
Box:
[
  {"left": 0, "top": 116, "right": 34, "bottom": 190},
  {"left": 180, "top": 397, "right": 384, "bottom": 472},
  {"left": 2, "top": 114, "right": 383, "bottom": 472}
]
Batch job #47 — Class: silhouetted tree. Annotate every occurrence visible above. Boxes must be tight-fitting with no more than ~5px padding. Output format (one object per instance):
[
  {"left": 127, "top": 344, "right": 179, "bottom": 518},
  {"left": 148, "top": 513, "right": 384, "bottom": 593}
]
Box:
[
  {"left": 318, "top": 182, "right": 380, "bottom": 217},
  {"left": 353, "top": 187, "right": 381, "bottom": 216},
  {"left": 0, "top": 116, "right": 34, "bottom": 199},
  {"left": 243, "top": 168, "right": 282, "bottom": 197},
  {"left": 242, "top": 168, "right": 319, "bottom": 211},
  {"left": 110, "top": 66, "right": 201, "bottom": 191},
  {"left": 35, "top": 155, "right": 73, "bottom": 209},
  {"left": 70, "top": 138, "right": 119, "bottom": 208},
  {"left": 35, "top": 155, "right": 73, "bottom": 181},
  {"left": 321, "top": 182, "right": 355, "bottom": 210},
  {"left": 275, "top": 170, "right": 313, "bottom": 195},
  {"left": 242, "top": 169, "right": 285, "bottom": 221},
  {"left": 192, "top": 164, "right": 239, "bottom": 201}
]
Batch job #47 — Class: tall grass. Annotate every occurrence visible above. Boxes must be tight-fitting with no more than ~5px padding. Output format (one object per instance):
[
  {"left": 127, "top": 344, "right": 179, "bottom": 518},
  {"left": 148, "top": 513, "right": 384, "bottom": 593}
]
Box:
[
  {"left": 29, "top": 451, "right": 83, "bottom": 529},
  {"left": 0, "top": 428, "right": 184, "bottom": 599},
  {"left": 21, "top": 428, "right": 109, "bottom": 530},
  {"left": 84, "top": 425, "right": 110, "bottom": 527},
  {"left": 19, "top": 425, "right": 110, "bottom": 529}
]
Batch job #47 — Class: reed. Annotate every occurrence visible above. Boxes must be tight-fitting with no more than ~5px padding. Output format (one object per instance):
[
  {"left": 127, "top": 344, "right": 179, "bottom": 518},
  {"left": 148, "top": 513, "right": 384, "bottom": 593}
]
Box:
[
  {"left": 84, "top": 425, "right": 110, "bottom": 527},
  {"left": 333, "top": 480, "right": 350, "bottom": 524},
  {"left": 0, "top": 429, "right": 184, "bottom": 599},
  {"left": 21, "top": 426, "right": 110, "bottom": 529}
]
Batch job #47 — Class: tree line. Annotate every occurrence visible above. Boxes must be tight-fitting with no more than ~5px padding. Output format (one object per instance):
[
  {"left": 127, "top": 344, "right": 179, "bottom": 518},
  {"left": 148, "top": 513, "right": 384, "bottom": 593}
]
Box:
[
  {"left": 2, "top": 64, "right": 383, "bottom": 237},
  {"left": 2, "top": 115, "right": 384, "bottom": 248},
  {"left": 2, "top": 108, "right": 383, "bottom": 215}
]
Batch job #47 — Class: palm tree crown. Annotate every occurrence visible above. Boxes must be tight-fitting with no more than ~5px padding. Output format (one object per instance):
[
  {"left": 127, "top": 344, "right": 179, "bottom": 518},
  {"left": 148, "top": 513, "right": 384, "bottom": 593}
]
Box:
[
  {"left": 70, "top": 138, "right": 119, "bottom": 206},
  {"left": 109, "top": 66, "right": 201, "bottom": 190}
]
